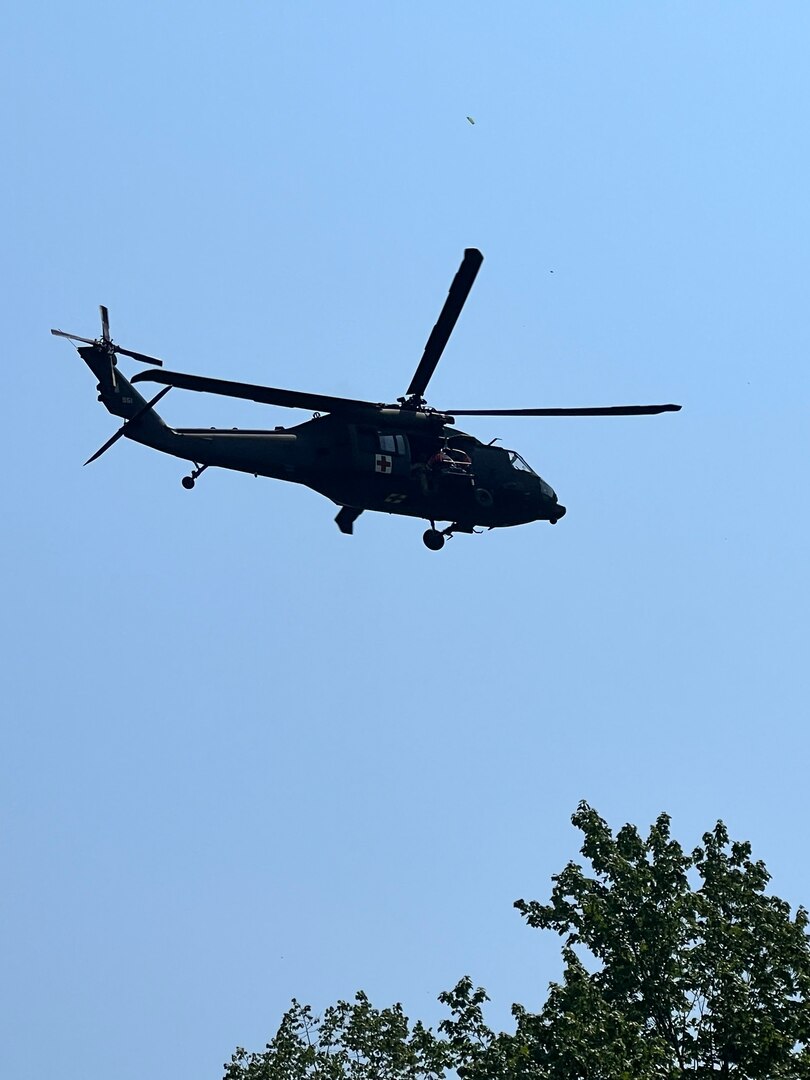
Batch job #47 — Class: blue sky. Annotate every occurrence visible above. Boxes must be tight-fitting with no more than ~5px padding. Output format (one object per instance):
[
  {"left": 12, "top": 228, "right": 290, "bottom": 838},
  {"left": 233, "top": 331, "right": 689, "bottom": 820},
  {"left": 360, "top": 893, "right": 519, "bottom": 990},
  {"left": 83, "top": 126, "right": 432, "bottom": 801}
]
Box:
[{"left": 3, "top": 3, "right": 810, "bottom": 1078}]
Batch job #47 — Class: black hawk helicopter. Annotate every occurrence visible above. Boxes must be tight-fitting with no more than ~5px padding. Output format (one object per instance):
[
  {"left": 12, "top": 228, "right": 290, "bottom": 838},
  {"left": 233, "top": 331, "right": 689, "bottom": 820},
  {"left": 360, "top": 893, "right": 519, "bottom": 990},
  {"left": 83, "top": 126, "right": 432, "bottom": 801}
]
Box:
[{"left": 52, "top": 249, "right": 680, "bottom": 550}]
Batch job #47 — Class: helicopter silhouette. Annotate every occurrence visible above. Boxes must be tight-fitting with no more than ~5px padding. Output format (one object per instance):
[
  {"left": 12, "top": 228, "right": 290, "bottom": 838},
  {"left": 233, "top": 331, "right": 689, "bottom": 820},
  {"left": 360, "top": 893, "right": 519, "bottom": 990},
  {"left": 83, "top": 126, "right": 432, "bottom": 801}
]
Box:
[{"left": 52, "top": 249, "right": 680, "bottom": 550}]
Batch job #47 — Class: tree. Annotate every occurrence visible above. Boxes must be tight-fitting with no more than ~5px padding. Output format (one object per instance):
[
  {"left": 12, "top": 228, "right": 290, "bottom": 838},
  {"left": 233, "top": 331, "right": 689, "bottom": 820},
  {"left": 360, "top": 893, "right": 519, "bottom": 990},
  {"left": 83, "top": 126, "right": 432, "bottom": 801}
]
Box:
[
  {"left": 223, "top": 992, "right": 453, "bottom": 1080},
  {"left": 515, "top": 804, "right": 810, "bottom": 1077},
  {"left": 224, "top": 804, "right": 810, "bottom": 1079}
]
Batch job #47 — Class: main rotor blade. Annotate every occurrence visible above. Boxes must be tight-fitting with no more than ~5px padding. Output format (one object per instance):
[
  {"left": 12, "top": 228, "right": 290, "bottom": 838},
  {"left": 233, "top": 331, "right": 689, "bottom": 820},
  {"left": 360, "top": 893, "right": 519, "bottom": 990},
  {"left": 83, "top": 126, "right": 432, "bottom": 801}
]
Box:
[
  {"left": 100, "top": 305, "right": 110, "bottom": 342},
  {"left": 446, "top": 404, "right": 682, "bottom": 417},
  {"left": 132, "top": 368, "right": 382, "bottom": 414},
  {"left": 406, "top": 248, "right": 484, "bottom": 399}
]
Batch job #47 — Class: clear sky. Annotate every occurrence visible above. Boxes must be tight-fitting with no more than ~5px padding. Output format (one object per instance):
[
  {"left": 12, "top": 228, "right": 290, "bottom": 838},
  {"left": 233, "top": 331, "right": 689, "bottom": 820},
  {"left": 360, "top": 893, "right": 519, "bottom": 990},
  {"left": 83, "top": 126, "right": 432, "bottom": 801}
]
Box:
[{"left": 3, "top": 3, "right": 810, "bottom": 1078}]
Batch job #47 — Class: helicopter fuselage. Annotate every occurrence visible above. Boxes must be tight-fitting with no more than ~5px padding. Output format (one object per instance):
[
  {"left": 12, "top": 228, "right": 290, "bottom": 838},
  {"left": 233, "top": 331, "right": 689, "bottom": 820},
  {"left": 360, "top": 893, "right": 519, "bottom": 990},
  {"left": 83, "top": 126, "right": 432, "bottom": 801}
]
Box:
[
  {"left": 57, "top": 247, "right": 679, "bottom": 549},
  {"left": 86, "top": 347, "right": 564, "bottom": 532},
  {"left": 173, "top": 415, "right": 562, "bottom": 529}
]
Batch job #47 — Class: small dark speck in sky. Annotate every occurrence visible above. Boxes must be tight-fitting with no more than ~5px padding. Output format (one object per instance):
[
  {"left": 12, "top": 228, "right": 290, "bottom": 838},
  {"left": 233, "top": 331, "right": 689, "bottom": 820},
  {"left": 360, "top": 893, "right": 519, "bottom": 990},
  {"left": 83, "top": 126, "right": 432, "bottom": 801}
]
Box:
[{"left": 466, "top": 116, "right": 475, "bottom": 124}]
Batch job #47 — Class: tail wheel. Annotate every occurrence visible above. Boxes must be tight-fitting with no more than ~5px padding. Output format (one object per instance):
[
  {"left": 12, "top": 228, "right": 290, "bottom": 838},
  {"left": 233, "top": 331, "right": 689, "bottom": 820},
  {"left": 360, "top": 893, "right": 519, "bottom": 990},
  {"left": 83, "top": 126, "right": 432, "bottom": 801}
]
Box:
[{"left": 181, "top": 464, "right": 208, "bottom": 490}]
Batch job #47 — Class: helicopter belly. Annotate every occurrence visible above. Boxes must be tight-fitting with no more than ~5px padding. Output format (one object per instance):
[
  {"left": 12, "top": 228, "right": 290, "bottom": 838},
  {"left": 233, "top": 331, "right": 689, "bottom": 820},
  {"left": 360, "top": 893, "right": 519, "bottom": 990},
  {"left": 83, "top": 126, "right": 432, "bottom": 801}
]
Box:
[{"left": 309, "top": 468, "right": 541, "bottom": 528}]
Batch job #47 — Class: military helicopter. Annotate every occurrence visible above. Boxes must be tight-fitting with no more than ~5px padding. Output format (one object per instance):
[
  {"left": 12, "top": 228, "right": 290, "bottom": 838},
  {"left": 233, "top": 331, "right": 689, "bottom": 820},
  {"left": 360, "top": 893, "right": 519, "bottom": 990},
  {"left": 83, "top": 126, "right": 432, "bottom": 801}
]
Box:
[{"left": 52, "top": 249, "right": 680, "bottom": 550}]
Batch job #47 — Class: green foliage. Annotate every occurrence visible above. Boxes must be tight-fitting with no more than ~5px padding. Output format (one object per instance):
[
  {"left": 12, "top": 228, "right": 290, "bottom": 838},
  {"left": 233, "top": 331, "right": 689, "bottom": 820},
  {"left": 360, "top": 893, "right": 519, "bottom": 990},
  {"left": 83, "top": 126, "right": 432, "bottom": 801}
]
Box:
[
  {"left": 223, "top": 992, "right": 454, "bottom": 1080},
  {"left": 514, "top": 803, "right": 810, "bottom": 1077},
  {"left": 225, "top": 804, "right": 810, "bottom": 1079}
]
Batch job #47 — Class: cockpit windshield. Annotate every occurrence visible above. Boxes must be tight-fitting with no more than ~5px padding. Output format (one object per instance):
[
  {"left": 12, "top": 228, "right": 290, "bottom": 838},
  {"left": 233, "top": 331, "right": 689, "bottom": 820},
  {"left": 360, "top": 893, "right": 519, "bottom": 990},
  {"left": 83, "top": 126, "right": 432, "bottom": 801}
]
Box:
[{"left": 507, "top": 450, "right": 535, "bottom": 474}]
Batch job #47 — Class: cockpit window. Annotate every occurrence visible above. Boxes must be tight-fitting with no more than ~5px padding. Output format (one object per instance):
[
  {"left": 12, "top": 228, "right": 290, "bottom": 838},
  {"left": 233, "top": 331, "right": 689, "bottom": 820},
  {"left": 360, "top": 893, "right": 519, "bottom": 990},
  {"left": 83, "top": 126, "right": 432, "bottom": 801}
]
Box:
[{"left": 507, "top": 450, "right": 535, "bottom": 474}]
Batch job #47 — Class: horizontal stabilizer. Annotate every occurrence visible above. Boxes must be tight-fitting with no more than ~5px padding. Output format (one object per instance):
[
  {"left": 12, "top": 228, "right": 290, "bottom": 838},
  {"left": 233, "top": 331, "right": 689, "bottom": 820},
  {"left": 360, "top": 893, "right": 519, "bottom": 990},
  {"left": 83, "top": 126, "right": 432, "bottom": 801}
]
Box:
[{"left": 84, "top": 386, "right": 172, "bottom": 465}]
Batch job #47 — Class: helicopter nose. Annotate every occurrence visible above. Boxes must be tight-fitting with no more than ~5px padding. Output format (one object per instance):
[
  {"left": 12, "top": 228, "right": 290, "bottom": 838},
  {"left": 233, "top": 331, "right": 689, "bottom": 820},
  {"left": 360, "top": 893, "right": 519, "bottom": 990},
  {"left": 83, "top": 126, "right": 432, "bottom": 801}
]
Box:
[{"left": 548, "top": 503, "right": 566, "bottom": 525}]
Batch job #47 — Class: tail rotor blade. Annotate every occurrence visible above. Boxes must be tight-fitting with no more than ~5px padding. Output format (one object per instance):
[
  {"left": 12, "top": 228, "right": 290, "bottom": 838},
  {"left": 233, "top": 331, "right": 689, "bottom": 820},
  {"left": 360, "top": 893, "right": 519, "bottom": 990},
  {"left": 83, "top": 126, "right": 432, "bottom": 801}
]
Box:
[
  {"left": 116, "top": 346, "right": 164, "bottom": 367},
  {"left": 52, "top": 309, "right": 164, "bottom": 365},
  {"left": 51, "top": 329, "right": 98, "bottom": 346}
]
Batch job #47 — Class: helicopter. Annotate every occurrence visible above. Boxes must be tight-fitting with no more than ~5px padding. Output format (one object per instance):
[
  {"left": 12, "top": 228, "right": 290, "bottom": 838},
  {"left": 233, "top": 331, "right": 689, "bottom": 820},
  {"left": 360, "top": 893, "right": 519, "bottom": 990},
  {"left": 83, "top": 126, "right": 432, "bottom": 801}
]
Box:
[{"left": 52, "top": 249, "right": 680, "bottom": 550}]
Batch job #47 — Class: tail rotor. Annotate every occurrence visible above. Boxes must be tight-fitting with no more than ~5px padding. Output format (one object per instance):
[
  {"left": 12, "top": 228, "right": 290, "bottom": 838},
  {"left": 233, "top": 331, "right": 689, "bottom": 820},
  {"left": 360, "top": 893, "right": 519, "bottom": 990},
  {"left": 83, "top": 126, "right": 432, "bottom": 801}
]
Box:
[
  {"left": 51, "top": 306, "right": 165, "bottom": 381},
  {"left": 52, "top": 306, "right": 171, "bottom": 464}
]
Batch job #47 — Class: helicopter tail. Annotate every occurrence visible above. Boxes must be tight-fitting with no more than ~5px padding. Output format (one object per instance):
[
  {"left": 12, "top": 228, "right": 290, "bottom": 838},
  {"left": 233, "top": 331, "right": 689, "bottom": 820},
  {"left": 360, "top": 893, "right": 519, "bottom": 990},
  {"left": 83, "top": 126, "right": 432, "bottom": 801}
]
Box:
[
  {"left": 52, "top": 305, "right": 172, "bottom": 442},
  {"left": 77, "top": 345, "right": 176, "bottom": 464},
  {"left": 79, "top": 344, "right": 168, "bottom": 424}
]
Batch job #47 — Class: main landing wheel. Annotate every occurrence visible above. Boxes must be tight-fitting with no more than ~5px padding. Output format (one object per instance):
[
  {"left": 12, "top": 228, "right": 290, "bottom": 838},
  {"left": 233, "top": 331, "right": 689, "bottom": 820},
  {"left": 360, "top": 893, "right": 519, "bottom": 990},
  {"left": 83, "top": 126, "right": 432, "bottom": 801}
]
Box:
[{"left": 423, "top": 528, "right": 445, "bottom": 551}]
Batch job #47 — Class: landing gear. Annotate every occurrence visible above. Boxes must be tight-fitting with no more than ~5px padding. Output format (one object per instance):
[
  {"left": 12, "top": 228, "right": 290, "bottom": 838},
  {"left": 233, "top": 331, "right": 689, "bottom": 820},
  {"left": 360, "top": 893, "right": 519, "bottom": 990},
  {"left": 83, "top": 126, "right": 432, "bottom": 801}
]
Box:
[
  {"left": 423, "top": 528, "right": 445, "bottom": 551},
  {"left": 181, "top": 463, "right": 208, "bottom": 490},
  {"left": 422, "top": 520, "right": 475, "bottom": 550}
]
